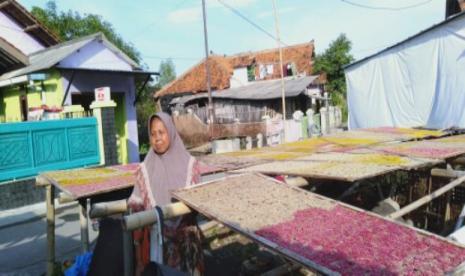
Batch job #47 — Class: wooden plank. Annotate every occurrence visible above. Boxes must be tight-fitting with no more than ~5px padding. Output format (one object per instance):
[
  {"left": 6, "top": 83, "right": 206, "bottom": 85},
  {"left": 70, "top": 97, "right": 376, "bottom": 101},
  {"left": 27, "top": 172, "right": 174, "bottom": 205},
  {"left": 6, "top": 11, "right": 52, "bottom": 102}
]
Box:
[
  {"left": 173, "top": 173, "right": 465, "bottom": 275},
  {"left": 235, "top": 160, "right": 399, "bottom": 182},
  {"left": 23, "top": 24, "right": 39, "bottom": 32},
  {"left": 40, "top": 163, "right": 139, "bottom": 200},
  {"left": 173, "top": 178, "right": 339, "bottom": 275}
]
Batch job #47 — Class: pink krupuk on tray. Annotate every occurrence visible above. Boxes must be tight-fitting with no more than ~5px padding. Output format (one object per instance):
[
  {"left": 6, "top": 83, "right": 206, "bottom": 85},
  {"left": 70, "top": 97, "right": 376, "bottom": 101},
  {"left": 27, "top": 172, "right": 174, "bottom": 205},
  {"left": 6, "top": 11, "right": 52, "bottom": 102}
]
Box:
[{"left": 255, "top": 206, "right": 465, "bottom": 275}]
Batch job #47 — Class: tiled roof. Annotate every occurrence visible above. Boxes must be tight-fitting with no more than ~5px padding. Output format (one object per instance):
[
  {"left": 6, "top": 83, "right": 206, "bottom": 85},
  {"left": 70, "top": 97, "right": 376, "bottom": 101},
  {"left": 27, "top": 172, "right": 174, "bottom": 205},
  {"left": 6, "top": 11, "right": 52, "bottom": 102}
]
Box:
[{"left": 155, "top": 41, "right": 314, "bottom": 98}]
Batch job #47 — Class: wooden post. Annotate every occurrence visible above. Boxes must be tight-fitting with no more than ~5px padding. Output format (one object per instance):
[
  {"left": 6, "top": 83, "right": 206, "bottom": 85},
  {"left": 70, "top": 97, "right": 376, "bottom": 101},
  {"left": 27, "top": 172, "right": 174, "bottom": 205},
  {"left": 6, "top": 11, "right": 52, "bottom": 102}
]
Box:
[
  {"left": 122, "top": 223, "right": 133, "bottom": 276},
  {"left": 79, "top": 199, "right": 89, "bottom": 253},
  {"left": 389, "top": 175, "right": 465, "bottom": 219},
  {"left": 425, "top": 174, "right": 433, "bottom": 229},
  {"left": 46, "top": 184, "right": 55, "bottom": 276},
  {"left": 444, "top": 191, "right": 452, "bottom": 229}
]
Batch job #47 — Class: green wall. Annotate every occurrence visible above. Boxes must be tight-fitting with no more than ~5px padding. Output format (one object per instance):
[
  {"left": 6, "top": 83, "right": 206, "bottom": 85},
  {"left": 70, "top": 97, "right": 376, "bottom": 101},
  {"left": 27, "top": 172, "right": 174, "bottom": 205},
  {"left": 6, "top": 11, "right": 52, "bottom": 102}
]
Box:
[
  {"left": 0, "top": 69, "right": 63, "bottom": 122},
  {"left": 113, "top": 93, "right": 128, "bottom": 164}
]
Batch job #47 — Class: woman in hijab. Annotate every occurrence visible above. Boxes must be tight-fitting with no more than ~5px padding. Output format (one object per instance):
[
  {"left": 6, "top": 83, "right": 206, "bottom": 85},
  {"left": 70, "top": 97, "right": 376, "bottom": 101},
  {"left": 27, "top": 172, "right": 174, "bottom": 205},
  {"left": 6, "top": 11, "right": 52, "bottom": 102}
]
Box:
[{"left": 128, "top": 112, "right": 204, "bottom": 275}]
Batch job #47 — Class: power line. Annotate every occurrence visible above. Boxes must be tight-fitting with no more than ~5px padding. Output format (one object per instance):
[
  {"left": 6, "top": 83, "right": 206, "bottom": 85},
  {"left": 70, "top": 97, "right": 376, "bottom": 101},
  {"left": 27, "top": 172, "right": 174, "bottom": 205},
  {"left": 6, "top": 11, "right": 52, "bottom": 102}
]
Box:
[
  {"left": 216, "top": 0, "right": 286, "bottom": 46},
  {"left": 339, "top": 0, "right": 433, "bottom": 11},
  {"left": 142, "top": 55, "right": 200, "bottom": 61},
  {"left": 130, "top": 0, "right": 191, "bottom": 40}
]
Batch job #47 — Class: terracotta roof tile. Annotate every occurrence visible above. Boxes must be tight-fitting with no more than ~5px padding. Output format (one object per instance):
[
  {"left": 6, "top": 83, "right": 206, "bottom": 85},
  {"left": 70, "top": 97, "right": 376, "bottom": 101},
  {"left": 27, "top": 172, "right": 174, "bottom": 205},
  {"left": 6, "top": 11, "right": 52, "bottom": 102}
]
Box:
[{"left": 155, "top": 41, "right": 314, "bottom": 98}]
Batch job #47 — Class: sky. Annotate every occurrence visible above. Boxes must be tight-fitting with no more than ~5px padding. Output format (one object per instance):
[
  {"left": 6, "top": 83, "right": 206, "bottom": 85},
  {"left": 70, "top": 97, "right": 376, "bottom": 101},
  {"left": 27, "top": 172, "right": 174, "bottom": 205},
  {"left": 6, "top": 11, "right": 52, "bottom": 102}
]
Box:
[{"left": 20, "top": 0, "right": 445, "bottom": 76}]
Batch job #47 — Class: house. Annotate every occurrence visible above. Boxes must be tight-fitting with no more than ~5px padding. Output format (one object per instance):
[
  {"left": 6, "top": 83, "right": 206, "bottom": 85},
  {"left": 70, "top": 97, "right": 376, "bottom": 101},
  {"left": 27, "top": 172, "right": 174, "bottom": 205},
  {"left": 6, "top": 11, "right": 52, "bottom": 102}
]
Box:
[
  {"left": 154, "top": 42, "right": 327, "bottom": 122},
  {"left": 0, "top": 0, "right": 156, "bottom": 164},
  {"left": 345, "top": 10, "right": 465, "bottom": 130}
]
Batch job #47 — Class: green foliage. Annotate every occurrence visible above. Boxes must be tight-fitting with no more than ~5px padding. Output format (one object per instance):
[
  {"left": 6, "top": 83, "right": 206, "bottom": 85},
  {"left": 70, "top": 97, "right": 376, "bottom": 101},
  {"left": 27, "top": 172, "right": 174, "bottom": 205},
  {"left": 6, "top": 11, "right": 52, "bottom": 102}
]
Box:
[
  {"left": 158, "top": 59, "right": 176, "bottom": 87},
  {"left": 31, "top": 1, "right": 141, "bottom": 64},
  {"left": 313, "top": 34, "right": 354, "bottom": 122},
  {"left": 136, "top": 59, "right": 176, "bottom": 153}
]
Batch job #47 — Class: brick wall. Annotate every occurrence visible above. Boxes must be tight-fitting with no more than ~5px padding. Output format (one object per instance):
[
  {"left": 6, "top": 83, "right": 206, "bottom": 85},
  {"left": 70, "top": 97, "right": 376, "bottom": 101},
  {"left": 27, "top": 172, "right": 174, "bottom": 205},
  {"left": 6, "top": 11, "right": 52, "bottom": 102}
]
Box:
[{"left": 0, "top": 179, "right": 55, "bottom": 210}]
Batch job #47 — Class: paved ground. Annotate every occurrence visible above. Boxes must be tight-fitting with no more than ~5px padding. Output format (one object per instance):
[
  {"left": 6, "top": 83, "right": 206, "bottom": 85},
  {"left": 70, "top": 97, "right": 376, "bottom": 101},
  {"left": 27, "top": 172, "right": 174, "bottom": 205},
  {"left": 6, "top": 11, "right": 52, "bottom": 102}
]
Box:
[{"left": 0, "top": 203, "right": 98, "bottom": 275}]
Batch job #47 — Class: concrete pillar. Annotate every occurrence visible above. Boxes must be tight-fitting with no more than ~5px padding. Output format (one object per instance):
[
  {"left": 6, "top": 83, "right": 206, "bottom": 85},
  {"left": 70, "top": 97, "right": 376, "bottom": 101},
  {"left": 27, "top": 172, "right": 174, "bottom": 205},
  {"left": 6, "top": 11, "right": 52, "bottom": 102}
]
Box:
[
  {"left": 91, "top": 100, "right": 118, "bottom": 166},
  {"left": 320, "top": 107, "right": 328, "bottom": 135},
  {"left": 246, "top": 136, "right": 252, "bottom": 150},
  {"left": 257, "top": 133, "right": 263, "bottom": 148}
]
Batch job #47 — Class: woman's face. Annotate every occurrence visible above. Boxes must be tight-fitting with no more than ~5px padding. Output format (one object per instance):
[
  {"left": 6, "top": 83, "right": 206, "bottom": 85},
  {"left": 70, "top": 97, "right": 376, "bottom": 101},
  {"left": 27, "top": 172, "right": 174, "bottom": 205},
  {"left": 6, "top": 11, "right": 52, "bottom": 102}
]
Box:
[{"left": 150, "top": 118, "right": 171, "bottom": 154}]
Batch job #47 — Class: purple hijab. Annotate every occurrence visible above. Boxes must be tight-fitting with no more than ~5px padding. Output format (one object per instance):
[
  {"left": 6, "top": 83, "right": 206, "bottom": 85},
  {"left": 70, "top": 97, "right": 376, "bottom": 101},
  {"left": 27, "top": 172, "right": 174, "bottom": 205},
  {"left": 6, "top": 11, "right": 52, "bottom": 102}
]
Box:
[{"left": 142, "top": 112, "right": 193, "bottom": 206}]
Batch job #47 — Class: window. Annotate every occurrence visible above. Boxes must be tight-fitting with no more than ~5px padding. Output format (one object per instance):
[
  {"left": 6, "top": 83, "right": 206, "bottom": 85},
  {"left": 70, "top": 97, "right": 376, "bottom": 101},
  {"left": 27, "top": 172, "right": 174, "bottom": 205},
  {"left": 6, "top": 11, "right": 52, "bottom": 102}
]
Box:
[{"left": 247, "top": 65, "right": 256, "bottom": 81}]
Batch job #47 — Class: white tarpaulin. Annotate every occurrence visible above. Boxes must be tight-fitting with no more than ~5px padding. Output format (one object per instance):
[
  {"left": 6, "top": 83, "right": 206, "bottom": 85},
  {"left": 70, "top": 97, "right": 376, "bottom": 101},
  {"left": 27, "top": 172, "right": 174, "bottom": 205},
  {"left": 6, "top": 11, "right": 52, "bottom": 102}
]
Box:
[{"left": 345, "top": 14, "right": 465, "bottom": 130}]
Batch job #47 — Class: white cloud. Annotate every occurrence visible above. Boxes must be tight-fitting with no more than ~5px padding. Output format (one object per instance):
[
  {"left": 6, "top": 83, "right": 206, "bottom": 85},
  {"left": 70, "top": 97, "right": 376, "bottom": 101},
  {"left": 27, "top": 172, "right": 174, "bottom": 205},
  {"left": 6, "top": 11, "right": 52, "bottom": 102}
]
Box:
[{"left": 167, "top": 7, "right": 202, "bottom": 24}]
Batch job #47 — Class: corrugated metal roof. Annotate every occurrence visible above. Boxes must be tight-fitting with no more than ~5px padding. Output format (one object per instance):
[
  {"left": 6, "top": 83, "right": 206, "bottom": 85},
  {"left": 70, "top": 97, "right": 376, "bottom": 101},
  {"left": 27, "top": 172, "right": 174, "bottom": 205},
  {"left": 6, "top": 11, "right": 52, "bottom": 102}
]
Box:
[
  {"left": 170, "top": 75, "right": 318, "bottom": 105},
  {"left": 0, "top": 32, "right": 140, "bottom": 80}
]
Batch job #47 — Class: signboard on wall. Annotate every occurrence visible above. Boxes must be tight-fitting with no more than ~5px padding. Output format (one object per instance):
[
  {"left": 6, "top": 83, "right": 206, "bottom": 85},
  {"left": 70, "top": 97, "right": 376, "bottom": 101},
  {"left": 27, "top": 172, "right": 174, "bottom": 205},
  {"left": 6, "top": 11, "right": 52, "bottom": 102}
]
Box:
[{"left": 94, "top": 87, "right": 111, "bottom": 102}]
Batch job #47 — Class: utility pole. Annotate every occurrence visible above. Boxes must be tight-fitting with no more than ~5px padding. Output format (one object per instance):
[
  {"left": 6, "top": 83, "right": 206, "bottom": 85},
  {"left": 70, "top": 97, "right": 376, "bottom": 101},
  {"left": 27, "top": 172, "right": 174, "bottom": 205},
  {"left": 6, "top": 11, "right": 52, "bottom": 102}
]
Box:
[
  {"left": 201, "top": 0, "right": 215, "bottom": 130},
  {"left": 272, "top": 0, "right": 286, "bottom": 141}
]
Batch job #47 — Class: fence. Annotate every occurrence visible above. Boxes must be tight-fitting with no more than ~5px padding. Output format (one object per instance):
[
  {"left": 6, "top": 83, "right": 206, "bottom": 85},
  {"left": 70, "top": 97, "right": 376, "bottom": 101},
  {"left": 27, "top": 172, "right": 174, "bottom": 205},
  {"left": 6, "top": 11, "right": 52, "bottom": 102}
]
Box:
[
  {"left": 0, "top": 117, "right": 100, "bottom": 183},
  {"left": 189, "top": 107, "right": 275, "bottom": 124}
]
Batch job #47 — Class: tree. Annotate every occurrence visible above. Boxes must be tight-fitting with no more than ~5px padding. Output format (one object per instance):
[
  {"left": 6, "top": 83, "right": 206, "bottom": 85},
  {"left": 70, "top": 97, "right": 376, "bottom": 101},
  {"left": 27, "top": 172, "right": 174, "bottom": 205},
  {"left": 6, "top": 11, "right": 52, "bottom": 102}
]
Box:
[
  {"left": 313, "top": 34, "right": 354, "bottom": 122},
  {"left": 31, "top": 1, "right": 141, "bottom": 63},
  {"left": 157, "top": 59, "right": 176, "bottom": 88},
  {"left": 136, "top": 60, "right": 176, "bottom": 154}
]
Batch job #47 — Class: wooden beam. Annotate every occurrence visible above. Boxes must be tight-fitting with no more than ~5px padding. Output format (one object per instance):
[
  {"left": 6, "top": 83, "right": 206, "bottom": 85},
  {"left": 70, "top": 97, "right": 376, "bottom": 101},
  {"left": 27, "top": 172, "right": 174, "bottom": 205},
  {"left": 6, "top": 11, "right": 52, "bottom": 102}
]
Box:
[
  {"left": 0, "top": 1, "right": 11, "bottom": 9},
  {"left": 79, "top": 199, "right": 89, "bottom": 253},
  {"left": 388, "top": 175, "right": 465, "bottom": 219},
  {"left": 123, "top": 202, "right": 191, "bottom": 231},
  {"left": 23, "top": 24, "right": 39, "bottom": 32},
  {"left": 45, "top": 185, "right": 55, "bottom": 276}
]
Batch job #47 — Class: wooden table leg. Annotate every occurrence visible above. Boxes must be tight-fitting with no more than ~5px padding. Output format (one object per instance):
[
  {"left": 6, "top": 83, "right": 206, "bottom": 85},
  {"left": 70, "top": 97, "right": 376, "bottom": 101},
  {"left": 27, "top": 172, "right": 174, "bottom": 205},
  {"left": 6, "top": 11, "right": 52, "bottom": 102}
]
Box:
[
  {"left": 46, "top": 184, "right": 55, "bottom": 276},
  {"left": 79, "top": 199, "right": 89, "bottom": 253}
]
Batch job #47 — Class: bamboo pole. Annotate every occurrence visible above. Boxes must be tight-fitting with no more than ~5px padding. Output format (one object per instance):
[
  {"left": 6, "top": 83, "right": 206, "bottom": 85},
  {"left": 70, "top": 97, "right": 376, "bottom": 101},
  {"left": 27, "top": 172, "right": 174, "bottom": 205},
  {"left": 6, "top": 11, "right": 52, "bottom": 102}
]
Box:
[
  {"left": 451, "top": 156, "right": 465, "bottom": 166},
  {"left": 46, "top": 185, "right": 55, "bottom": 276},
  {"left": 58, "top": 192, "right": 75, "bottom": 204},
  {"left": 431, "top": 168, "right": 465, "bottom": 178},
  {"left": 123, "top": 202, "right": 191, "bottom": 231},
  {"left": 89, "top": 199, "right": 128, "bottom": 219},
  {"left": 389, "top": 175, "right": 465, "bottom": 219},
  {"left": 272, "top": 0, "right": 287, "bottom": 141}
]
